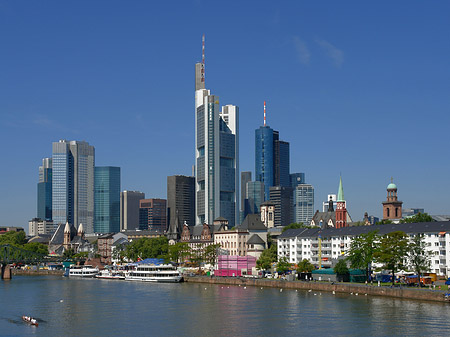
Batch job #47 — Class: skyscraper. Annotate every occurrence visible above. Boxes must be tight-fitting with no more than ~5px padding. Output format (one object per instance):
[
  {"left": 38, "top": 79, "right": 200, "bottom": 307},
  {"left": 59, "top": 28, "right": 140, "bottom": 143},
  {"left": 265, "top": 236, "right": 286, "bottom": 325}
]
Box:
[
  {"left": 52, "top": 140, "right": 95, "bottom": 233},
  {"left": 37, "top": 158, "right": 52, "bottom": 221},
  {"left": 94, "top": 166, "right": 120, "bottom": 233},
  {"left": 294, "top": 184, "right": 314, "bottom": 224},
  {"left": 240, "top": 171, "right": 251, "bottom": 213},
  {"left": 246, "top": 181, "right": 265, "bottom": 214},
  {"left": 167, "top": 175, "right": 195, "bottom": 230},
  {"left": 120, "top": 190, "right": 145, "bottom": 231},
  {"left": 139, "top": 199, "right": 167, "bottom": 232},
  {"left": 255, "top": 102, "right": 290, "bottom": 201},
  {"left": 194, "top": 36, "right": 239, "bottom": 227},
  {"left": 269, "top": 185, "right": 293, "bottom": 226}
]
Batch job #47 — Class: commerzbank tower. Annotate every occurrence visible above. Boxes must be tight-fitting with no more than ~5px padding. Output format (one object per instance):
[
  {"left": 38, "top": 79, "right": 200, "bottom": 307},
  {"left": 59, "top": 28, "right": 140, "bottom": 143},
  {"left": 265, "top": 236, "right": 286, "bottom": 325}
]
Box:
[{"left": 194, "top": 35, "right": 239, "bottom": 227}]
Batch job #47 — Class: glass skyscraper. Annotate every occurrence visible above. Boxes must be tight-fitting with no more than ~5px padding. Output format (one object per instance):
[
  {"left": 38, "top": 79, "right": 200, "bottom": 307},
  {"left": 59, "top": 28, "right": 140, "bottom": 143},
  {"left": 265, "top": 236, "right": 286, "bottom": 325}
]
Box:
[
  {"left": 94, "top": 166, "right": 120, "bottom": 233},
  {"left": 37, "top": 158, "right": 52, "bottom": 221},
  {"left": 52, "top": 140, "right": 95, "bottom": 233},
  {"left": 246, "top": 181, "right": 265, "bottom": 214},
  {"left": 294, "top": 184, "right": 314, "bottom": 224}
]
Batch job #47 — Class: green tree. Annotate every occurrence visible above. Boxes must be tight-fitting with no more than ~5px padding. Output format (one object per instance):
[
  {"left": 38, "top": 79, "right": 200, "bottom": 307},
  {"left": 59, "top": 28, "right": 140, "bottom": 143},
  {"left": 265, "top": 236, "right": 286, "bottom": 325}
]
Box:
[
  {"left": 125, "top": 236, "right": 169, "bottom": 261},
  {"left": 256, "top": 245, "right": 277, "bottom": 271},
  {"left": 400, "top": 213, "right": 434, "bottom": 223},
  {"left": 296, "top": 259, "right": 314, "bottom": 273},
  {"left": 351, "top": 221, "right": 367, "bottom": 227},
  {"left": 63, "top": 248, "right": 75, "bottom": 259},
  {"left": 282, "top": 223, "right": 307, "bottom": 233},
  {"left": 73, "top": 251, "right": 89, "bottom": 259},
  {"left": 376, "top": 219, "right": 393, "bottom": 225},
  {"left": 276, "top": 257, "right": 291, "bottom": 274},
  {"left": 23, "top": 242, "right": 48, "bottom": 255},
  {"left": 374, "top": 231, "right": 409, "bottom": 285},
  {"left": 333, "top": 259, "right": 350, "bottom": 279},
  {"left": 203, "top": 244, "right": 221, "bottom": 266},
  {"left": 408, "top": 234, "right": 431, "bottom": 281},
  {"left": 168, "top": 242, "right": 191, "bottom": 264},
  {"left": 0, "top": 231, "right": 27, "bottom": 246},
  {"left": 347, "top": 230, "right": 379, "bottom": 282}
]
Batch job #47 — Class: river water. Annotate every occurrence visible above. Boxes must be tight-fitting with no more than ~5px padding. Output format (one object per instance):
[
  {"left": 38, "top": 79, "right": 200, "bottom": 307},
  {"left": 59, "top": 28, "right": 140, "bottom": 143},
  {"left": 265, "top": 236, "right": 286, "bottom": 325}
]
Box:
[{"left": 1, "top": 275, "right": 450, "bottom": 336}]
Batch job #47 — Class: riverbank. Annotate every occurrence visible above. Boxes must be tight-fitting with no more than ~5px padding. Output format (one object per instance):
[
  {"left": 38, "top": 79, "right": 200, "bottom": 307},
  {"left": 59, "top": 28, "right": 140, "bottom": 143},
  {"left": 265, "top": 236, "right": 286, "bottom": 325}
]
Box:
[
  {"left": 184, "top": 276, "right": 450, "bottom": 303},
  {"left": 12, "top": 269, "right": 64, "bottom": 276}
]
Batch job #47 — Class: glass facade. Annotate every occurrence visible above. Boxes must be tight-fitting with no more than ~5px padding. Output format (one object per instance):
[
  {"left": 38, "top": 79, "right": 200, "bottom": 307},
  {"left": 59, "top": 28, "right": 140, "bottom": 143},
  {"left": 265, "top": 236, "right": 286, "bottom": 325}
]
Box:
[
  {"left": 294, "top": 184, "right": 314, "bottom": 224},
  {"left": 94, "top": 166, "right": 120, "bottom": 233},
  {"left": 255, "top": 126, "right": 274, "bottom": 200},
  {"left": 37, "top": 158, "right": 52, "bottom": 221},
  {"left": 246, "top": 181, "right": 264, "bottom": 214}
]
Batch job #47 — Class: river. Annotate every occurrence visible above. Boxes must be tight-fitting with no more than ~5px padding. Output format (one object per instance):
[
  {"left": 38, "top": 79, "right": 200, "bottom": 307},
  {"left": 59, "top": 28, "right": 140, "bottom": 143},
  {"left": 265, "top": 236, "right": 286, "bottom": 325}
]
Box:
[{"left": 1, "top": 275, "right": 450, "bottom": 336}]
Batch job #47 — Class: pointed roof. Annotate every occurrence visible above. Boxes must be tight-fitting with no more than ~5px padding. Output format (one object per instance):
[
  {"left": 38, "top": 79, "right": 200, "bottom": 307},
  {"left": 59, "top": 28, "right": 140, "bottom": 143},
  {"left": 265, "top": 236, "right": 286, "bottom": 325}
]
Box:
[
  {"left": 64, "top": 222, "right": 71, "bottom": 234},
  {"left": 337, "top": 176, "right": 345, "bottom": 202},
  {"left": 77, "top": 223, "right": 84, "bottom": 235}
]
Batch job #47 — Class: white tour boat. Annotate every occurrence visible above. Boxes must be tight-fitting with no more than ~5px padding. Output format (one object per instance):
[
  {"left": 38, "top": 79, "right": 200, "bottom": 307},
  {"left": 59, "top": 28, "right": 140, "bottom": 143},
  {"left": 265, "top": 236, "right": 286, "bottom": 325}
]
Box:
[
  {"left": 95, "top": 269, "right": 125, "bottom": 280},
  {"left": 68, "top": 265, "right": 99, "bottom": 278},
  {"left": 125, "top": 263, "right": 182, "bottom": 283}
]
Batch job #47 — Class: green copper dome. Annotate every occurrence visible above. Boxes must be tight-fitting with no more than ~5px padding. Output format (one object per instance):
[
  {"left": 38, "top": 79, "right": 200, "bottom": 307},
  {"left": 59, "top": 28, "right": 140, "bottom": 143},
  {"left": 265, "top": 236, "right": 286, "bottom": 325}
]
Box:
[{"left": 387, "top": 183, "right": 397, "bottom": 190}]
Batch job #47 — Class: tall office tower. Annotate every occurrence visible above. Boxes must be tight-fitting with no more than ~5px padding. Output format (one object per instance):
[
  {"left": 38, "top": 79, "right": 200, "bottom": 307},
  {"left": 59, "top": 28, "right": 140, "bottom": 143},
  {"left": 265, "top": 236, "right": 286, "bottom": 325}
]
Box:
[
  {"left": 139, "top": 199, "right": 167, "bottom": 232},
  {"left": 194, "top": 37, "right": 239, "bottom": 227},
  {"left": 294, "top": 184, "right": 315, "bottom": 224},
  {"left": 240, "top": 171, "right": 252, "bottom": 222},
  {"left": 37, "top": 158, "right": 52, "bottom": 221},
  {"left": 290, "top": 173, "right": 305, "bottom": 188},
  {"left": 167, "top": 175, "right": 195, "bottom": 232},
  {"left": 120, "top": 190, "right": 145, "bottom": 230},
  {"left": 94, "top": 166, "right": 120, "bottom": 233},
  {"left": 246, "top": 181, "right": 265, "bottom": 214},
  {"left": 269, "top": 186, "right": 293, "bottom": 226},
  {"left": 255, "top": 102, "right": 290, "bottom": 201},
  {"left": 52, "top": 140, "right": 95, "bottom": 233}
]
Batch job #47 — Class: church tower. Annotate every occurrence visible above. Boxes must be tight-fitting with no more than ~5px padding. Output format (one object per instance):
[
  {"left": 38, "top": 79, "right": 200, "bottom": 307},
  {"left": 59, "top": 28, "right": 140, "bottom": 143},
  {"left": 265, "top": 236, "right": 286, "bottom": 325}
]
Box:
[
  {"left": 382, "top": 178, "right": 403, "bottom": 221},
  {"left": 63, "top": 222, "right": 71, "bottom": 249},
  {"left": 335, "top": 176, "right": 348, "bottom": 229}
]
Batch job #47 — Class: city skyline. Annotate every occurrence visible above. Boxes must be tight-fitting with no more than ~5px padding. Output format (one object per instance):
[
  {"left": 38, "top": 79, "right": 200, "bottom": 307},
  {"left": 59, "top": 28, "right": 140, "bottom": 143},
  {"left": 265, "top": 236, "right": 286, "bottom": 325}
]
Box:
[{"left": 1, "top": 1, "right": 450, "bottom": 228}]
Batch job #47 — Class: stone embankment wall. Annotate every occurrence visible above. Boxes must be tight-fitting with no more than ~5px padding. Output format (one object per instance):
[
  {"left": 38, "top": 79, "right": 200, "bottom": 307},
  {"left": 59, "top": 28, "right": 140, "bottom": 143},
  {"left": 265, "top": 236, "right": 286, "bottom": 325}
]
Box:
[
  {"left": 12, "top": 269, "right": 64, "bottom": 276},
  {"left": 184, "top": 276, "right": 448, "bottom": 303}
]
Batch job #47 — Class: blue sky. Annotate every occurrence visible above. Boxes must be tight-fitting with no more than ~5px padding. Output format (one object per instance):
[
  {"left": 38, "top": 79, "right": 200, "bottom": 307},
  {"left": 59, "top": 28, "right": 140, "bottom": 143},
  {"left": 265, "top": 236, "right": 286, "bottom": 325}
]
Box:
[{"left": 1, "top": 1, "right": 449, "bottom": 228}]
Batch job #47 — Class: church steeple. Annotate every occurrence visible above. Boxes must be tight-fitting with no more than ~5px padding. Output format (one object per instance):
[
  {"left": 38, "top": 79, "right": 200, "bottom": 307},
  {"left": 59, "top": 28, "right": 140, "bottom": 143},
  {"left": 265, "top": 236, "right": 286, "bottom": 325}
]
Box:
[
  {"left": 337, "top": 175, "right": 345, "bottom": 202},
  {"left": 335, "top": 176, "right": 348, "bottom": 229}
]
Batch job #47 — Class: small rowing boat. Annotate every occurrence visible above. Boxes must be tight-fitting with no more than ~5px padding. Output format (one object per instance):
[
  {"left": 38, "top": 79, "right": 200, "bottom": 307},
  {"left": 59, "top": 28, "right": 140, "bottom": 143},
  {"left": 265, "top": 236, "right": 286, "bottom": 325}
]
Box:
[{"left": 22, "top": 316, "right": 38, "bottom": 326}]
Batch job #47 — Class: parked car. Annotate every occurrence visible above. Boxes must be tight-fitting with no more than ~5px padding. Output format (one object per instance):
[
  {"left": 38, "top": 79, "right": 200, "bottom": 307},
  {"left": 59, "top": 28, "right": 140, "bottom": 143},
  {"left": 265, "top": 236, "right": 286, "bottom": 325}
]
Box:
[{"left": 445, "top": 278, "right": 450, "bottom": 285}]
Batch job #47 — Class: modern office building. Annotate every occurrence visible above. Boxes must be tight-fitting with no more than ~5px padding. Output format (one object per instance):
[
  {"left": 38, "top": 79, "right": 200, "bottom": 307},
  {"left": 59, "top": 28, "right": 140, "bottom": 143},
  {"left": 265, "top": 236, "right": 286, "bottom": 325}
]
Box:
[
  {"left": 290, "top": 173, "right": 306, "bottom": 188},
  {"left": 94, "top": 166, "right": 121, "bottom": 233},
  {"left": 139, "top": 198, "right": 167, "bottom": 232},
  {"left": 167, "top": 175, "right": 195, "bottom": 231},
  {"left": 52, "top": 140, "right": 95, "bottom": 233},
  {"left": 255, "top": 103, "right": 290, "bottom": 201},
  {"left": 37, "top": 158, "right": 52, "bottom": 221},
  {"left": 240, "top": 171, "right": 252, "bottom": 213},
  {"left": 269, "top": 186, "right": 293, "bottom": 227},
  {"left": 194, "top": 38, "right": 239, "bottom": 227},
  {"left": 294, "top": 184, "right": 315, "bottom": 224},
  {"left": 120, "top": 190, "right": 145, "bottom": 231},
  {"left": 28, "top": 218, "right": 57, "bottom": 236},
  {"left": 246, "top": 181, "right": 265, "bottom": 215}
]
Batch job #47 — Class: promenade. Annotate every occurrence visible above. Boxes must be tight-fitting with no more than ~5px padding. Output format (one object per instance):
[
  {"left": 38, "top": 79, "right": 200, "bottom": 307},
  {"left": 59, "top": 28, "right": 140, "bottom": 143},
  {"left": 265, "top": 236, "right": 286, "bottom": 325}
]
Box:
[{"left": 185, "top": 276, "right": 450, "bottom": 303}]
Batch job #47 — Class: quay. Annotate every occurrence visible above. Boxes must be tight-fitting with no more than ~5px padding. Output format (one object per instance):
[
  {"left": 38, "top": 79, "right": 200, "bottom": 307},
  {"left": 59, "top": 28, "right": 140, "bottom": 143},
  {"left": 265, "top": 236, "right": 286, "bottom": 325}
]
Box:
[{"left": 184, "top": 276, "right": 450, "bottom": 303}]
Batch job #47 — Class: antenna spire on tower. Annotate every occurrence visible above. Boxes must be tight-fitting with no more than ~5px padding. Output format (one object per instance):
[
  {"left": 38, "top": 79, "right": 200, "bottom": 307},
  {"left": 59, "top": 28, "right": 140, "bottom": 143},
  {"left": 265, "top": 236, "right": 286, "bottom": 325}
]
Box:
[
  {"left": 264, "top": 101, "right": 266, "bottom": 126},
  {"left": 201, "top": 34, "right": 205, "bottom": 84}
]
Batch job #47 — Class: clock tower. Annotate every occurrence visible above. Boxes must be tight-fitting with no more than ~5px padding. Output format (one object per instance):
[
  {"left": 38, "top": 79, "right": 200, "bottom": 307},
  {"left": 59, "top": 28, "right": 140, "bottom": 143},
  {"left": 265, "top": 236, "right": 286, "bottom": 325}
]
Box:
[{"left": 335, "top": 176, "right": 348, "bottom": 229}]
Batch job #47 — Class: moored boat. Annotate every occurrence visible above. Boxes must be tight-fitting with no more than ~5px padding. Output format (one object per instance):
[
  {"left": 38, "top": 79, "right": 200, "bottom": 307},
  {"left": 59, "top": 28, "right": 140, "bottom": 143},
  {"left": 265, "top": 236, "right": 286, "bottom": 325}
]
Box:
[
  {"left": 125, "top": 263, "right": 182, "bottom": 283},
  {"left": 68, "top": 265, "right": 99, "bottom": 278},
  {"left": 95, "top": 269, "right": 125, "bottom": 280}
]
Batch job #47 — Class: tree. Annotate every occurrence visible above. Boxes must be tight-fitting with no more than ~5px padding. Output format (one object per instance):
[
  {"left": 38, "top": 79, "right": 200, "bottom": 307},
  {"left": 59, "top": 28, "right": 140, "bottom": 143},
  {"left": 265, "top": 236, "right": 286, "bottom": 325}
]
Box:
[
  {"left": 256, "top": 245, "right": 277, "bottom": 271},
  {"left": 276, "top": 257, "right": 291, "bottom": 274},
  {"left": 376, "top": 219, "right": 393, "bottom": 225},
  {"left": 63, "top": 248, "right": 75, "bottom": 259},
  {"left": 351, "top": 221, "right": 367, "bottom": 227},
  {"left": 296, "top": 259, "right": 314, "bottom": 273},
  {"left": 203, "top": 244, "right": 220, "bottom": 266},
  {"left": 347, "top": 230, "right": 379, "bottom": 282},
  {"left": 124, "top": 236, "right": 169, "bottom": 261},
  {"left": 23, "top": 242, "right": 48, "bottom": 255},
  {"left": 0, "top": 231, "right": 27, "bottom": 246},
  {"left": 374, "top": 231, "right": 409, "bottom": 285},
  {"left": 408, "top": 234, "right": 431, "bottom": 282},
  {"left": 282, "top": 223, "right": 307, "bottom": 233},
  {"left": 333, "top": 259, "right": 349, "bottom": 281},
  {"left": 400, "top": 213, "right": 434, "bottom": 224},
  {"left": 168, "top": 242, "right": 191, "bottom": 264}
]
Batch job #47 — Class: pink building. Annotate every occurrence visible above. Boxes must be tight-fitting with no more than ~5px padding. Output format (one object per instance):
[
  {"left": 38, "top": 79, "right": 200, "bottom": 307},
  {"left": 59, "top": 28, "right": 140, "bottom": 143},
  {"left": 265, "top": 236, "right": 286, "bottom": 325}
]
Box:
[{"left": 215, "top": 255, "right": 257, "bottom": 277}]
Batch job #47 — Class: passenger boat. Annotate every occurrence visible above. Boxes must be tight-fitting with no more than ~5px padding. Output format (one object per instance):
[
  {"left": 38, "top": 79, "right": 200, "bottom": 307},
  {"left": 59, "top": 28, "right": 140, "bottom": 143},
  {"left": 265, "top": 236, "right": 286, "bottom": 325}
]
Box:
[
  {"left": 125, "top": 263, "right": 183, "bottom": 283},
  {"left": 22, "top": 316, "right": 38, "bottom": 326},
  {"left": 68, "top": 265, "right": 99, "bottom": 278},
  {"left": 95, "top": 269, "right": 125, "bottom": 280}
]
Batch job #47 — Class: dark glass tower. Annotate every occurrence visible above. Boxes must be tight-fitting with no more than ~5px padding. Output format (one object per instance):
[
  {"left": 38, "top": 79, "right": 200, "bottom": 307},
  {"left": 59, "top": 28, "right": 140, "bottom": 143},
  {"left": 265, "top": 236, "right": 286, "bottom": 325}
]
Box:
[
  {"left": 255, "top": 126, "right": 274, "bottom": 200},
  {"left": 37, "top": 158, "right": 52, "bottom": 221},
  {"left": 94, "top": 166, "right": 121, "bottom": 233}
]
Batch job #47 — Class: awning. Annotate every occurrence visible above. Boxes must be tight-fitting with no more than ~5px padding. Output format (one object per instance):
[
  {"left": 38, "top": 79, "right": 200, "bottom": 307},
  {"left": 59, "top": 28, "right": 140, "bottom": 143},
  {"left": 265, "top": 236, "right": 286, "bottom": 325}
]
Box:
[{"left": 439, "top": 231, "right": 446, "bottom": 235}]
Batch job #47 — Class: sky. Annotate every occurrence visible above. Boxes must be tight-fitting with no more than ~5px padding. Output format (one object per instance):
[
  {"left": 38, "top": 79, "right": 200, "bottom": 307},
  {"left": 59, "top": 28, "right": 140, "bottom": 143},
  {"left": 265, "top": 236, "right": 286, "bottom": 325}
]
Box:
[{"left": 1, "top": 0, "right": 450, "bottom": 228}]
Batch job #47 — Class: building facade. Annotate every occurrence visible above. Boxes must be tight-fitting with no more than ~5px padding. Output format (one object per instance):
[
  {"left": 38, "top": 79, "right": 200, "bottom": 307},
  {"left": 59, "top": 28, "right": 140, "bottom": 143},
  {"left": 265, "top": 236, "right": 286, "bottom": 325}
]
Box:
[
  {"left": 269, "top": 186, "right": 293, "bottom": 227},
  {"left": 167, "top": 175, "right": 195, "bottom": 234},
  {"left": 240, "top": 171, "right": 252, "bottom": 222},
  {"left": 52, "top": 140, "right": 95, "bottom": 233},
  {"left": 294, "top": 184, "right": 315, "bottom": 224},
  {"left": 246, "top": 181, "right": 265, "bottom": 215},
  {"left": 28, "top": 218, "right": 57, "bottom": 236},
  {"left": 120, "top": 190, "right": 145, "bottom": 231},
  {"left": 37, "top": 158, "right": 52, "bottom": 221},
  {"left": 94, "top": 166, "right": 121, "bottom": 233},
  {"left": 139, "top": 198, "right": 167, "bottom": 233},
  {"left": 194, "top": 54, "right": 239, "bottom": 227},
  {"left": 382, "top": 180, "right": 403, "bottom": 221}
]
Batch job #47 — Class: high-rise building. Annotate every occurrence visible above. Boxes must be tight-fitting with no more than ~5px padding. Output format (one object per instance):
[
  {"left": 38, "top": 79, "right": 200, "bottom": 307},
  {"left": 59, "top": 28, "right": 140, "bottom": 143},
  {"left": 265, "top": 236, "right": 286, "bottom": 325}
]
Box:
[
  {"left": 246, "top": 181, "right": 265, "bottom": 215},
  {"left": 269, "top": 186, "right": 293, "bottom": 226},
  {"left": 94, "top": 166, "right": 120, "bottom": 233},
  {"left": 120, "top": 190, "right": 145, "bottom": 231},
  {"left": 194, "top": 37, "right": 239, "bottom": 227},
  {"left": 37, "top": 158, "right": 52, "bottom": 221},
  {"left": 167, "top": 175, "right": 195, "bottom": 230},
  {"left": 255, "top": 103, "right": 290, "bottom": 200},
  {"left": 52, "top": 140, "right": 95, "bottom": 233},
  {"left": 290, "top": 173, "right": 306, "bottom": 188},
  {"left": 294, "top": 184, "right": 314, "bottom": 224},
  {"left": 139, "top": 198, "right": 167, "bottom": 232},
  {"left": 240, "top": 171, "right": 252, "bottom": 213}
]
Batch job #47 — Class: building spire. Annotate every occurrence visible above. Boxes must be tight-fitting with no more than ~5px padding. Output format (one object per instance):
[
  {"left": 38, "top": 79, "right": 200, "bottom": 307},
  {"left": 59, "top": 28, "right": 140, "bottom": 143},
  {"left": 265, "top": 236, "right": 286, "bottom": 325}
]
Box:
[
  {"left": 201, "top": 34, "right": 205, "bottom": 84},
  {"left": 264, "top": 101, "right": 266, "bottom": 126},
  {"left": 337, "top": 175, "right": 345, "bottom": 202}
]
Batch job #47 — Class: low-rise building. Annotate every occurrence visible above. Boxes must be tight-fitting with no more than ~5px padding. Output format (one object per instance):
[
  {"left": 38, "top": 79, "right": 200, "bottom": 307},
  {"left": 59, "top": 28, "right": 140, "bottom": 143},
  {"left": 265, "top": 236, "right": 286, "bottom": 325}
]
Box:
[{"left": 97, "top": 232, "right": 128, "bottom": 264}]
